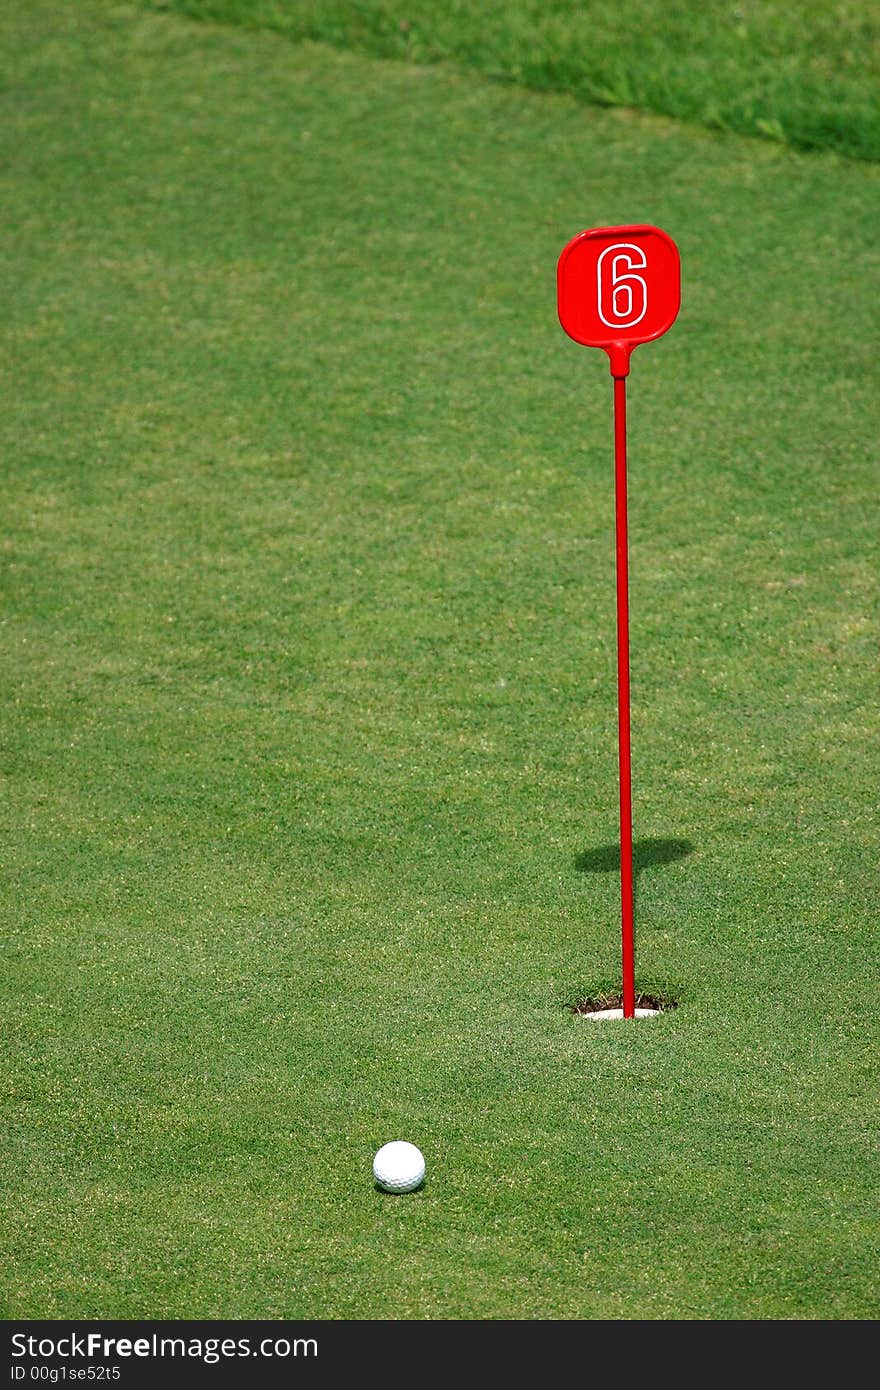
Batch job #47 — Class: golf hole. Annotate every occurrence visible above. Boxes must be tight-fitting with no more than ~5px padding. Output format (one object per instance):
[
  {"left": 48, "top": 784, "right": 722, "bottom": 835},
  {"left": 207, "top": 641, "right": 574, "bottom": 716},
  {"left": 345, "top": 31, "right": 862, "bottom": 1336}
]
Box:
[
  {"left": 572, "top": 992, "right": 676, "bottom": 1021},
  {"left": 581, "top": 1006, "right": 660, "bottom": 1020}
]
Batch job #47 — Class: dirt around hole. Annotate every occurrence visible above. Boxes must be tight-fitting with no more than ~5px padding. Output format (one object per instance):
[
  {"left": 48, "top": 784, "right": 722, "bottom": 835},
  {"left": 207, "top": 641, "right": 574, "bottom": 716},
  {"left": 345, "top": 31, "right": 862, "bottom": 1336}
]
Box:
[{"left": 572, "top": 991, "right": 678, "bottom": 1016}]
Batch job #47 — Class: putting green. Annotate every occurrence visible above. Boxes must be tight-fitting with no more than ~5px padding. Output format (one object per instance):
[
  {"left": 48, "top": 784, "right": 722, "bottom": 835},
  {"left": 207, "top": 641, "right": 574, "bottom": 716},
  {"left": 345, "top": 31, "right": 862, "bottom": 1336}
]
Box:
[{"left": 2, "top": 1, "right": 878, "bottom": 1320}]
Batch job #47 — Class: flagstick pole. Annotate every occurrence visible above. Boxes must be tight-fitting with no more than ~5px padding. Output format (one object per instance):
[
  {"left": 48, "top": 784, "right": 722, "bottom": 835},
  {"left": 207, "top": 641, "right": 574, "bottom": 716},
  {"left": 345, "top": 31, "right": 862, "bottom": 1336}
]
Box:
[{"left": 613, "top": 372, "right": 636, "bottom": 1019}]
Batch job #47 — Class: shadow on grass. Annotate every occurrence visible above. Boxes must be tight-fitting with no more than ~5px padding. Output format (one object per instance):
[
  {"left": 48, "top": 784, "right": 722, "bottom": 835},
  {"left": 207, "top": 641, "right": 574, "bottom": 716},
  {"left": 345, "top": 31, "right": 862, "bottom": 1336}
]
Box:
[
  {"left": 575, "top": 837, "right": 693, "bottom": 918},
  {"left": 575, "top": 837, "right": 693, "bottom": 876}
]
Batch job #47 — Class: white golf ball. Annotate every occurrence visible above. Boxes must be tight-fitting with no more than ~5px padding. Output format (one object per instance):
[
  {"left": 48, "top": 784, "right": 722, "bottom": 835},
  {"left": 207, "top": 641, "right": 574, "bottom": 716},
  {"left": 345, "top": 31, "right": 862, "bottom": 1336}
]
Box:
[{"left": 372, "top": 1140, "right": 426, "bottom": 1193}]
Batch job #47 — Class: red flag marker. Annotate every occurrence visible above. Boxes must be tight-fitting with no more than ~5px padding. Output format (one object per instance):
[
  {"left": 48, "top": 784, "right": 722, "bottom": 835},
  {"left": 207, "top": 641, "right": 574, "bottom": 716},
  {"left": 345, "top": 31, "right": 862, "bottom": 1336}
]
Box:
[{"left": 557, "top": 225, "right": 681, "bottom": 1018}]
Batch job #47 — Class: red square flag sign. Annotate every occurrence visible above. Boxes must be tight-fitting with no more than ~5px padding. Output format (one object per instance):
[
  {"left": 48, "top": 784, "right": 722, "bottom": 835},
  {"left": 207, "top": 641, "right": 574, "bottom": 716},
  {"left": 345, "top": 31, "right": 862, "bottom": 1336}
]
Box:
[{"left": 557, "top": 224, "right": 680, "bottom": 377}]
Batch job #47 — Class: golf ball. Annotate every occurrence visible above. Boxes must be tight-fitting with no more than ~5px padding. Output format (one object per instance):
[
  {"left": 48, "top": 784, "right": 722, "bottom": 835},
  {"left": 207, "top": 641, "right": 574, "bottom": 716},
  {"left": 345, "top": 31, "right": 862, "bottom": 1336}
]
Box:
[{"left": 372, "top": 1140, "right": 425, "bottom": 1193}]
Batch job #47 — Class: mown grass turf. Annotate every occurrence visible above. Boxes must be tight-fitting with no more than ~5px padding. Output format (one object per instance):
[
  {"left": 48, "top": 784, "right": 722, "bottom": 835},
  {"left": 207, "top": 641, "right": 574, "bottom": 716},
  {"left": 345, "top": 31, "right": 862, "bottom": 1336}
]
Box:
[
  {"left": 1, "top": 1, "right": 879, "bottom": 1319},
  {"left": 143, "top": 0, "right": 880, "bottom": 162}
]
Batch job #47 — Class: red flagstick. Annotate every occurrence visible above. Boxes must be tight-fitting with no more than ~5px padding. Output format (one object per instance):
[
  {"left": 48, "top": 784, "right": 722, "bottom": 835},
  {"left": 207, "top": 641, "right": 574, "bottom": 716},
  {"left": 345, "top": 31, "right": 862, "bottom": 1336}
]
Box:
[
  {"left": 613, "top": 375, "right": 636, "bottom": 1017},
  {"left": 557, "top": 225, "right": 680, "bottom": 1019}
]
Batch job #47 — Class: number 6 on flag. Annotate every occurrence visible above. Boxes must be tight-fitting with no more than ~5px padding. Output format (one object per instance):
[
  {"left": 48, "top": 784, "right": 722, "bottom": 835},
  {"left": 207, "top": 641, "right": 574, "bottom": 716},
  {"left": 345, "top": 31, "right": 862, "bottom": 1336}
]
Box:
[{"left": 597, "top": 243, "right": 648, "bottom": 329}]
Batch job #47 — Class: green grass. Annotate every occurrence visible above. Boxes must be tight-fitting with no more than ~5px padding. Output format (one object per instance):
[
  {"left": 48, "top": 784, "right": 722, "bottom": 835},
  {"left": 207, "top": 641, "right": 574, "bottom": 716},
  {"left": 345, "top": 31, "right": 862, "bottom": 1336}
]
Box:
[
  {"left": 141, "top": 0, "right": 880, "bottom": 162},
  {"left": 2, "top": 0, "right": 879, "bottom": 1320}
]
